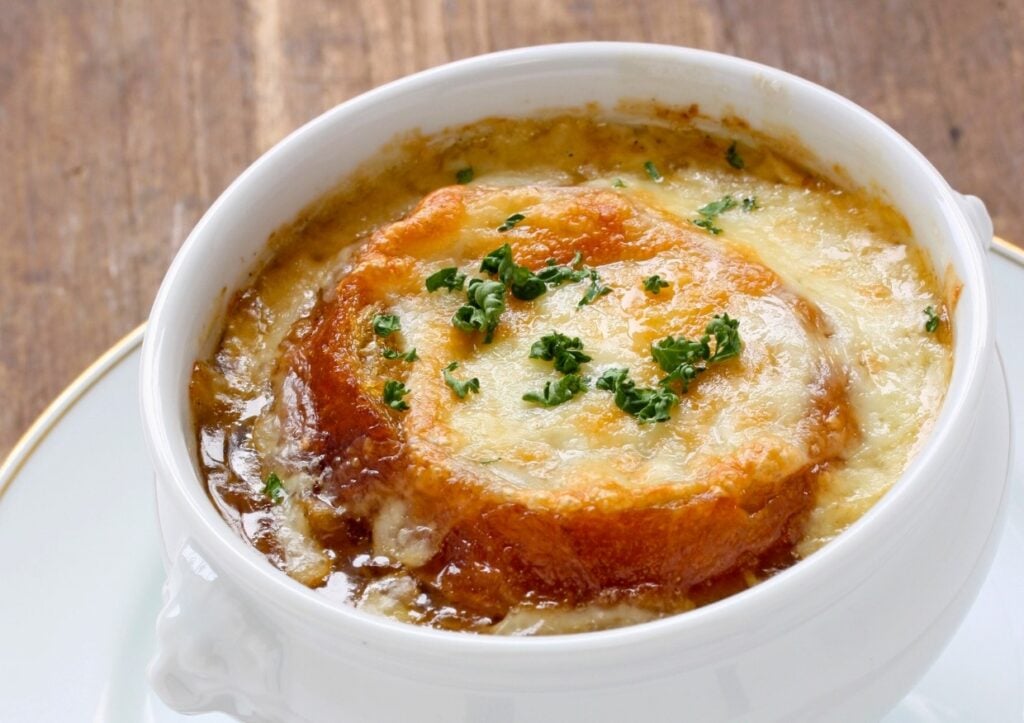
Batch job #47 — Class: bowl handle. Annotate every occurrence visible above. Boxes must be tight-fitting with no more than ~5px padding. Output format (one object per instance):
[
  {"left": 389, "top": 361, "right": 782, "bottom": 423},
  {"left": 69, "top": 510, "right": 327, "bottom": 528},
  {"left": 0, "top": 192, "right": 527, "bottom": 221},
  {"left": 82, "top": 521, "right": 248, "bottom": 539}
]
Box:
[
  {"left": 148, "top": 541, "right": 294, "bottom": 723},
  {"left": 954, "top": 192, "right": 994, "bottom": 253}
]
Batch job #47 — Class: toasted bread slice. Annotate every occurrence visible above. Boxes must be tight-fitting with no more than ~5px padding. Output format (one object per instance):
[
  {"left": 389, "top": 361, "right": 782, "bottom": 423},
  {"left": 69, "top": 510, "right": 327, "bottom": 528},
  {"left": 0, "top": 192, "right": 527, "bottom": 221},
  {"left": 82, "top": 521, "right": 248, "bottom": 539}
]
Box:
[{"left": 279, "top": 185, "right": 855, "bottom": 616}]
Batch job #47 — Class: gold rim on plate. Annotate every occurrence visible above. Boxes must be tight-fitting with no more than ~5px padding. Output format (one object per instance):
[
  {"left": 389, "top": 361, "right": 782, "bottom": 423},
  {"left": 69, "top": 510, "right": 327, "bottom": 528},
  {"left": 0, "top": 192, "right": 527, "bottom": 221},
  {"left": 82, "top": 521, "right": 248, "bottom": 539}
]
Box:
[
  {"left": 0, "top": 323, "right": 147, "bottom": 501},
  {"left": 992, "top": 235, "right": 1024, "bottom": 262},
  {"left": 1, "top": 237, "right": 1022, "bottom": 501}
]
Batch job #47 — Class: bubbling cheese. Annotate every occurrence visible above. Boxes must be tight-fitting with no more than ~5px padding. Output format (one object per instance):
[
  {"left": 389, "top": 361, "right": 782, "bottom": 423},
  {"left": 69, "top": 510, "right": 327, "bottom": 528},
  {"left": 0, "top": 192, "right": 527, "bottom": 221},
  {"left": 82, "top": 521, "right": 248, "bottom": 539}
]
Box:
[
  {"left": 395, "top": 257, "right": 823, "bottom": 494},
  {"left": 371, "top": 186, "right": 841, "bottom": 499},
  {"left": 189, "top": 112, "right": 952, "bottom": 634}
]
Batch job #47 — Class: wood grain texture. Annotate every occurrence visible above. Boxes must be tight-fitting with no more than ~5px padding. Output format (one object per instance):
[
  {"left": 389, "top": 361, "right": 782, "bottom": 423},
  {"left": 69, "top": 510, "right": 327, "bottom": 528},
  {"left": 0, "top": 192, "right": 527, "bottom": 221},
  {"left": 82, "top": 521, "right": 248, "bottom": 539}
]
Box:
[{"left": 1, "top": 0, "right": 1022, "bottom": 459}]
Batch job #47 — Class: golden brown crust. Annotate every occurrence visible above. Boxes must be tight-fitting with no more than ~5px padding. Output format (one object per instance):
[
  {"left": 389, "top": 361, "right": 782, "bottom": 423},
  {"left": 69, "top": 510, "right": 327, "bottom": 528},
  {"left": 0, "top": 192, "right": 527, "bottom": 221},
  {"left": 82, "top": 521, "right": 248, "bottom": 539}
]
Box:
[{"left": 281, "top": 184, "right": 855, "bottom": 617}]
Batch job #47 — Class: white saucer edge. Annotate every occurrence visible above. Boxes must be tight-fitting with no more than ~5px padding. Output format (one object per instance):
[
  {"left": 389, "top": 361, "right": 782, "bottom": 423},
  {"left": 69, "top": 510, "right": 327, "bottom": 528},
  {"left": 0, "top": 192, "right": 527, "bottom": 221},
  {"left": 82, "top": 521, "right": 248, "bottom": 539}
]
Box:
[{"left": 0, "top": 323, "right": 146, "bottom": 498}]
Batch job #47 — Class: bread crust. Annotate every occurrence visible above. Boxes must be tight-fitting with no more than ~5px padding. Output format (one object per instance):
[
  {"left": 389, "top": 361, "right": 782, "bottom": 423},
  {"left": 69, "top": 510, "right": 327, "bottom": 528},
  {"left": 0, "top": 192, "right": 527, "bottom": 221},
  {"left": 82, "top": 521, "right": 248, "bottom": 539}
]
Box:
[{"left": 280, "top": 185, "right": 855, "bottom": 617}]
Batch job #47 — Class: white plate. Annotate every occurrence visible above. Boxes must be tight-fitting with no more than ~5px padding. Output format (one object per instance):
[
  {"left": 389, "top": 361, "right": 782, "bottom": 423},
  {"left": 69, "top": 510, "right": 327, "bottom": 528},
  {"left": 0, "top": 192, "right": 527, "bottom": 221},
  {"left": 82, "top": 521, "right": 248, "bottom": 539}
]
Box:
[{"left": 1, "top": 244, "right": 1022, "bottom": 723}]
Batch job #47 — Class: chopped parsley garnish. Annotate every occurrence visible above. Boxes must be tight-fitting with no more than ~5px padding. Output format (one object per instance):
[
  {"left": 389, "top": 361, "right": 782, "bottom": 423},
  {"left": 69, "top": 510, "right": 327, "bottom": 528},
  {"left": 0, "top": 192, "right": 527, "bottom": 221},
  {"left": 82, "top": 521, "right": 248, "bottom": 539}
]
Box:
[
  {"left": 924, "top": 305, "right": 941, "bottom": 333},
  {"left": 452, "top": 278, "right": 506, "bottom": 343},
  {"left": 644, "top": 161, "right": 663, "bottom": 182},
  {"left": 692, "top": 217, "right": 724, "bottom": 233},
  {"left": 263, "top": 472, "right": 286, "bottom": 504},
  {"left": 578, "top": 268, "right": 612, "bottom": 307},
  {"left": 451, "top": 247, "right": 610, "bottom": 345},
  {"left": 382, "top": 380, "right": 410, "bottom": 411},
  {"left": 497, "top": 213, "right": 526, "bottom": 232},
  {"left": 693, "top": 218, "right": 722, "bottom": 235},
  {"left": 698, "top": 196, "right": 738, "bottom": 217},
  {"left": 651, "top": 335, "right": 707, "bottom": 391},
  {"left": 480, "top": 244, "right": 510, "bottom": 274},
  {"left": 442, "top": 362, "right": 480, "bottom": 399},
  {"left": 651, "top": 313, "right": 742, "bottom": 391},
  {"left": 372, "top": 313, "right": 400, "bottom": 337},
  {"left": 726, "top": 142, "right": 745, "bottom": 169},
  {"left": 705, "top": 314, "right": 743, "bottom": 362},
  {"left": 481, "top": 243, "right": 547, "bottom": 300},
  {"left": 522, "top": 373, "right": 588, "bottom": 407},
  {"left": 455, "top": 167, "right": 474, "bottom": 184},
  {"left": 425, "top": 267, "right": 466, "bottom": 293},
  {"left": 692, "top": 195, "right": 739, "bottom": 235},
  {"left": 612, "top": 178, "right": 626, "bottom": 188},
  {"left": 485, "top": 247, "right": 611, "bottom": 307},
  {"left": 742, "top": 196, "right": 759, "bottom": 212},
  {"left": 382, "top": 347, "right": 419, "bottom": 362},
  {"left": 596, "top": 367, "right": 678, "bottom": 423},
  {"left": 529, "top": 332, "right": 592, "bottom": 374},
  {"left": 536, "top": 252, "right": 587, "bottom": 286},
  {"left": 643, "top": 274, "right": 670, "bottom": 294}
]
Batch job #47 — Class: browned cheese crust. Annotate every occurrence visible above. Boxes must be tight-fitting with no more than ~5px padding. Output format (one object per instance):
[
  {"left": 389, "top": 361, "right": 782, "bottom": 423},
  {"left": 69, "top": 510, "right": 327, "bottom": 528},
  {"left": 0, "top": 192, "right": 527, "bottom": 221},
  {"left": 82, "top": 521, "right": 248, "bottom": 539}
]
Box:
[{"left": 276, "top": 185, "right": 855, "bottom": 618}]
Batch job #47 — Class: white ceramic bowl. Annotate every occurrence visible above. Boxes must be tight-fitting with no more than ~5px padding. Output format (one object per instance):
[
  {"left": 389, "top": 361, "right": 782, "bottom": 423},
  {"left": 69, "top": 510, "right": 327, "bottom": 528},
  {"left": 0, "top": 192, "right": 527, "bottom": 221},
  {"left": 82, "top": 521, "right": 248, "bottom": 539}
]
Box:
[{"left": 140, "top": 43, "right": 1011, "bottom": 723}]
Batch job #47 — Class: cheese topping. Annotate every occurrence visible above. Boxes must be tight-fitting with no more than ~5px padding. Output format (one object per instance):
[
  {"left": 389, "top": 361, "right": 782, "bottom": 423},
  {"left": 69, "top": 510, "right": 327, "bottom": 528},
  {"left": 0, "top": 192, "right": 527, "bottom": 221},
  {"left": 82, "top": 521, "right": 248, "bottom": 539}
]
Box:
[
  {"left": 190, "top": 112, "right": 952, "bottom": 633},
  {"left": 329, "top": 184, "right": 844, "bottom": 507}
]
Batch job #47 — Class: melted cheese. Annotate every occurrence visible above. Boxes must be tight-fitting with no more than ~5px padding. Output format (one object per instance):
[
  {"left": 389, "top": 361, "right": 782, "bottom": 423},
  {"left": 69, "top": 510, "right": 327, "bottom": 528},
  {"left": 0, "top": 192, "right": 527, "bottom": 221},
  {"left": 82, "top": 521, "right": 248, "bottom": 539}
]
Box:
[
  {"left": 390, "top": 237, "right": 825, "bottom": 496},
  {"left": 631, "top": 175, "right": 949, "bottom": 553},
  {"left": 190, "top": 112, "right": 952, "bottom": 633}
]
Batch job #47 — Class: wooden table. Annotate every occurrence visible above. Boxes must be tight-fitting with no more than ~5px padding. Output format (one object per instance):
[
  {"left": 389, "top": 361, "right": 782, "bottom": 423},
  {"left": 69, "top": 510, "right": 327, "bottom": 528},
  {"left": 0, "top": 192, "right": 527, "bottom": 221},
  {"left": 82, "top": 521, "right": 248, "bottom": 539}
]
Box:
[{"left": 2, "top": 0, "right": 1022, "bottom": 458}]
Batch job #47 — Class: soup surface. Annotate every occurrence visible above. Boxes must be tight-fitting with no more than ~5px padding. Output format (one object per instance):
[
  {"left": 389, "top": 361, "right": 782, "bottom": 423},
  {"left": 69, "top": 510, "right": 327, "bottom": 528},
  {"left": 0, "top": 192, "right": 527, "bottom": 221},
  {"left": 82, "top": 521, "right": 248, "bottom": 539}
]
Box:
[{"left": 191, "top": 111, "right": 952, "bottom": 634}]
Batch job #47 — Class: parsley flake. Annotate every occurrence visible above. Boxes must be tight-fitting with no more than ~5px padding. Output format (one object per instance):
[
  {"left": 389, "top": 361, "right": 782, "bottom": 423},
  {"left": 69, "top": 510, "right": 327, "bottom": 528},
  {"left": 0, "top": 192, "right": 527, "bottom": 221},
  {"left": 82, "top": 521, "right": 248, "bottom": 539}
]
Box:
[
  {"left": 726, "top": 142, "right": 745, "bottom": 169},
  {"left": 497, "top": 213, "right": 526, "bottom": 232},
  {"left": 455, "top": 167, "right": 474, "bottom": 184},
  {"left": 452, "top": 278, "right": 506, "bottom": 343},
  {"left": 578, "top": 268, "right": 612, "bottom": 307},
  {"left": 529, "top": 332, "right": 592, "bottom": 374},
  {"left": 382, "top": 347, "right": 418, "bottom": 362},
  {"left": 529, "top": 251, "right": 611, "bottom": 307},
  {"left": 473, "top": 245, "right": 611, "bottom": 315},
  {"left": 698, "top": 196, "right": 738, "bottom": 217},
  {"left": 693, "top": 217, "right": 723, "bottom": 235},
  {"left": 612, "top": 178, "right": 627, "bottom": 188},
  {"left": 480, "top": 245, "right": 510, "bottom": 275},
  {"left": 742, "top": 197, "right": 759, "bottom": 212},
  {"left": 705, "top": 314, "right": 743, "bottom": 362},
  {"left": 372, "top": 313, "right": 400, "bottom": 337},
  {"left": 643, "top": 275, "right": 670, "bottom": 295},
  {"left": 523, "top": 373, "right": 588, "bottom": 407},
  {"left": 651, "top": 335, "right": 707, "bottom": 391},
  {"left": 924, "top": 305, "right": 941, "bottom": 333},
  {"left": 596, "top": 368, "right": 678, "bottom": 423},
  {"left": 425, "top": 267, "right": 466, "bottom": 293},
  {"left": 644, "top": 161, "right": 663, "bottom": 182},
  {"left": 651, "top": 313, "right": 742, "bottom": 392},
  {"left": 692, "top": 195, "right": 738, "bottom": 235},
  {"left": 263, "top": 472, "right": 286, "bottom": 504},
  {"left": 536, "top": 252, "right": 587, "bottom": 286},
  {"left": 382, "top": 380, "right": 410, "bottom": 411},
  {"left": 481, "top": 243, "right": 547, "bottom": 300},
  {"left": 443, "top": 362, "right": 480, "bottom": 399}
]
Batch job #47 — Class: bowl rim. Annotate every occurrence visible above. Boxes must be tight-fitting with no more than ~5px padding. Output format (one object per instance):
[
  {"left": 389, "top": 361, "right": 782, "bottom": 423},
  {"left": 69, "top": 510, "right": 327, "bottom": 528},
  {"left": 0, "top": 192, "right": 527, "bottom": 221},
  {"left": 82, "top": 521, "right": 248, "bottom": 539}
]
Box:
[{"left": 140, "top": 41, "right": 993, "bottom": 657}]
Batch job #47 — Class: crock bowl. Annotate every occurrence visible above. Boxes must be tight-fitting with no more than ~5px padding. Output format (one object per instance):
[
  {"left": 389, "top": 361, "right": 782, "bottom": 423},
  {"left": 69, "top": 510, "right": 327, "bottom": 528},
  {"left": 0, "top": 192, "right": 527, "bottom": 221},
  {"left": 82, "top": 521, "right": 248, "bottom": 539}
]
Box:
[{"left": 140, "top": 42, "right": 1010, "bottom": 723}]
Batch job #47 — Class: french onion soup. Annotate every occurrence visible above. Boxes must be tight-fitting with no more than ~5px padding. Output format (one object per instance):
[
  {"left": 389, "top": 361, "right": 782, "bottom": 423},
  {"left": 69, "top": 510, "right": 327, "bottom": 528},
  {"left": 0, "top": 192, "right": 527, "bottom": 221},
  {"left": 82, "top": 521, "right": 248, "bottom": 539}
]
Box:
[{"left": 190, "top": 111, "right": 953, "bottom": 634}]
